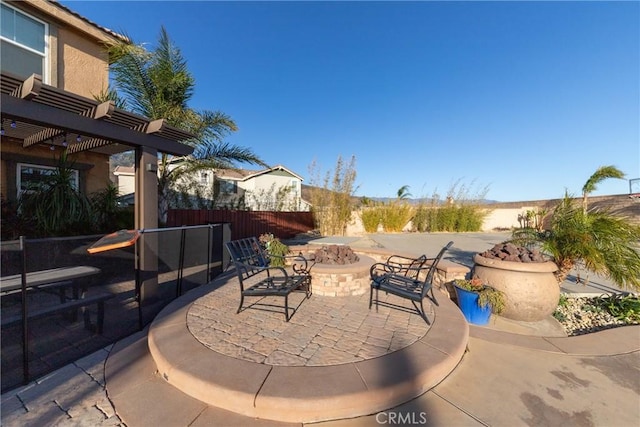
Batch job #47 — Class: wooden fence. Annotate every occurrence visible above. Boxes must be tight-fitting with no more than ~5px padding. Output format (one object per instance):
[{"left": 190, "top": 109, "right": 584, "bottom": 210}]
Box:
[{"left": 167, "top": 210, "right": 315, "bottom": 239}]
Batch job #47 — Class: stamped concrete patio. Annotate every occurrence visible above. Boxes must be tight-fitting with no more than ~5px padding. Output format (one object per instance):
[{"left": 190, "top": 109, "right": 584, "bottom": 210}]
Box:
[
  {"left": 2, "top": 232, "right": 639, "bottom": 426},
  {"left": 134, "top": 265, "right": 468, "bottom": 423}
]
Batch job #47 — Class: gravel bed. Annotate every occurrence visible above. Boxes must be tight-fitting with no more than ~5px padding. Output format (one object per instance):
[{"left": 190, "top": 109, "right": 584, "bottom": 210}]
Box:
[{"left": 554, "top": 295, "right": 639, "bottom": 336}]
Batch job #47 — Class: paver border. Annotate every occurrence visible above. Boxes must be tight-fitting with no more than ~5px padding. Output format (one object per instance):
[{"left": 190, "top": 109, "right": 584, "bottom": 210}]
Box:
[{"left": 147, "top": 274, "right": 469, "bottom": 423}]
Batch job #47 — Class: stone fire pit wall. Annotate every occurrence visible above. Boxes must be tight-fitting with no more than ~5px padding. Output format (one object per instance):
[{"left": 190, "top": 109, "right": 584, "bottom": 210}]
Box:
[
  {"left": 288, "top": 245, "right": 469, "bottom": 298},
  {"left": 310, "top": 254, "right": 374, "bottom": 297}
]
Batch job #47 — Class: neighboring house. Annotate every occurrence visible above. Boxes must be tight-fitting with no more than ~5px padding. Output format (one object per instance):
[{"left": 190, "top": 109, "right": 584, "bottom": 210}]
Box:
[
  {"left": 217, "top": 165, "right": 310, "bottom": 211},
  {"left": 0, "top": 0, "right": 124, "bottom": 202},
  {"left": 170, "top": 163, "right": 311, "bottom": 211},
  {"left": 112, "top": 165, "right": 135, "bottom": 196}
]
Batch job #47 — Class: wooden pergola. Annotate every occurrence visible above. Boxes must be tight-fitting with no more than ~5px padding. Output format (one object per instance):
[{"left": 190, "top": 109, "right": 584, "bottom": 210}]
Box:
[
  {"left": 1, "top": 71, "right": 198, "bottom": 302},
  {"left": 0, "top": 72, "right": 195, "bottom": 230}
]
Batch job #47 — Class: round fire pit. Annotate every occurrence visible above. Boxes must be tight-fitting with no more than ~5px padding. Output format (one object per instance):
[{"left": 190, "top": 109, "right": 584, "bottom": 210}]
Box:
[
  {"left": 294, "top": 245, "right": 373, "bottom": 297},
  {"left": 311, "top": 254, "right": 375, "bottom": 297}
]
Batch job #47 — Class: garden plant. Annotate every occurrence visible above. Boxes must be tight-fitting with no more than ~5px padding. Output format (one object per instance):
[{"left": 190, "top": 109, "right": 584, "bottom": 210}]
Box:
[
  {"left": 511, "top": 165, "right": 640, "bottom": 291},
  {"left": 454, "top": 277, "right": 505, "bottom": 314}
]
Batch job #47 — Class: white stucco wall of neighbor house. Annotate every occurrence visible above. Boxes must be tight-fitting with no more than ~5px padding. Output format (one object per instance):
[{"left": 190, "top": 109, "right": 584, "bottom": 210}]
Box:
[
  {"left": 113, "top": 167, "right": 135, "bottom": 195},
  {"left": 241, "top": 169, "right": 304, "bottom": 211},
  {"left": 481, "top": 207, "right": 537, "bottom": 231}
]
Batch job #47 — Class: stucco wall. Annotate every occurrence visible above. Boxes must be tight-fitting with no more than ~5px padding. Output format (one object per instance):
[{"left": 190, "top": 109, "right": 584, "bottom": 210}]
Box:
[
  {"left": 115, "top": 173, "right": 135, "bottom": 196},
  {"left": 342, "top": 195, "right": 639, "bottom": 236},
  {"left": 482, "top": 195, "right": 640, "bottom": 228},
  {"left": 0, "top": 141, "right": 108, "bottom": 200},
  {"left": 57, "top": 28, "right": 110, "bottom": 98},
  {"left": 9, "top": 0, "right": 115, "bottom": 94},
  {"left": 480, "top": 207, "right": 538, "bottom": 231},
  {"left": 1, "top": 1, "right": 120, "bottom": 201}
]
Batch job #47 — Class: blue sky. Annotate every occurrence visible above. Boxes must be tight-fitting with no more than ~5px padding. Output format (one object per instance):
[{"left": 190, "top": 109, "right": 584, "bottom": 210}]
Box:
[{"left": 62, "top": 0, "right": 639, "bottom": 202}]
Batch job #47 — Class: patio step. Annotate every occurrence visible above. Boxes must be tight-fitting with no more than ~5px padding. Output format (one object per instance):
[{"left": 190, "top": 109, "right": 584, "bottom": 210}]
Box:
[{"left": 105, "top": 279, "right": 469, "bottom": 424}]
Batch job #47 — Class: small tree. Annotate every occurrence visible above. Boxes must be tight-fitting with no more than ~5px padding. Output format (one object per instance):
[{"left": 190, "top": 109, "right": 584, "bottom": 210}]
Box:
[
  {"left": 308, "top": 156, "right": 358, "bottom": 236},
  {"left": 396, "top": 185, "right": 412, "bottom": 200},
  {"left": 104, "top": 27, "right": 266, "bottom": 224},
  {"left": 90, "top": 182, "right": 122, "bottom": 232},
  {"left": 18, "top": 151, "right": 93, "bottom": 237},
  {"left": 512, "top": 166, "right": 640, "bottom": 291}
]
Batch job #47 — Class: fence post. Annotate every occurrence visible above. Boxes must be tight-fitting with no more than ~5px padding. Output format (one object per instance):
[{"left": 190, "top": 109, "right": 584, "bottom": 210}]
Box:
[
  {"left": 177, "top": 228, "right": 186, "bottom": 297},
  {"left": 19, "top": 236, "right": 30, "bottom": 384}
]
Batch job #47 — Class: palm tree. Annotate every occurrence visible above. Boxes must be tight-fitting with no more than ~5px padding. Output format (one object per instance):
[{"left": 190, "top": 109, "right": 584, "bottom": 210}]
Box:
[
  {"left": 396, "top": 185, "right": 412, "bottom": 200},
  {"left": 104, "top": 27, "right": 266, "bottom": 223},
  {"left": 582, "top": 165, "right": 625, "bottom": 213},
  {"left": 512, "top": 166, "right": 640, "bottom": 291}
]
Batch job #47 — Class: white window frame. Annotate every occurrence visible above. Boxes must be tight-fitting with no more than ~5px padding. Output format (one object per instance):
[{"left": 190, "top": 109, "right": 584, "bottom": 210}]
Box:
[
  {"left": 200, "top": 171, "right": 210, "bottom": 185},
  {"left": 17, "top": 163, "right": 78, "bottom": 197},
  {"left": 0, "top": 1, "right": 49, "bottom": 83},
  {"left": 219, "top": 179, "right": 238, "bottom": 194},
  {"left": 290, "top": 179, "right": 299, "bottom": 194}
]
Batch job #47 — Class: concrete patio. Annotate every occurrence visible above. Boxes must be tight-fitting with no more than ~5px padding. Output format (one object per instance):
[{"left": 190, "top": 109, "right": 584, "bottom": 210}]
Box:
[{"left": 1, "top": 232, "right": 639, "bottom": 426}]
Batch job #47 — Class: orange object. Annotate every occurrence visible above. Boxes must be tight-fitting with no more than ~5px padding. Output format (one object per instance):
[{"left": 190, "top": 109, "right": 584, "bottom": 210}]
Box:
[{"left": 87, "top": 229, "right": 140, "bottom": 254}]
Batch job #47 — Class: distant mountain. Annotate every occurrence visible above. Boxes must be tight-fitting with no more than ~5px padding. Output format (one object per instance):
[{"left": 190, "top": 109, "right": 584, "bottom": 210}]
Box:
[{"left": 301, "top": 184, "right": 498, "bottom": 205}]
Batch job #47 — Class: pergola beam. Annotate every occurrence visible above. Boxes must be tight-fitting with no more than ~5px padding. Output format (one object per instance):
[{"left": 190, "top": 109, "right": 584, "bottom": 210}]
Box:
[
  {"left": 90, "top": 101, "right": 114, "bottom": 119},
  {"left": 67, "top": 138, "right": 113, "bottom": 154},
  {"left": 11, "top": 74, "right": 41, "bottom": 100},
  {"left": 23, "top": 100, "right": 115, "bottom": 148},
  {"left": 23, "top": 128, "right": 65, "bottom": 148},
  {"left": 2, "top": 94, "right": 194, "bottom": 156}
]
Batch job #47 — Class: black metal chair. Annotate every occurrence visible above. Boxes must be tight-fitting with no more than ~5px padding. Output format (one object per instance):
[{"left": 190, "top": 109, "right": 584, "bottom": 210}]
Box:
[
  {"left": 225, "top": 237, "right": 314, "bottom": 321},
  {"left": 370, "top": 253, "right": 428, "bottom": 282},
  {"left": 369, "top": 241, "right": 453, "bottom": 324}
]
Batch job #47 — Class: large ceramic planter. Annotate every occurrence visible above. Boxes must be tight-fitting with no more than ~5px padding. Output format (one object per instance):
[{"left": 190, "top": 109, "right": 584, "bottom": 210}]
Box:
[
  {"left": 453, "top": 285, "right": 492, "bottom": 325},
  {"left": 473, "top": 254, "right": 559, "bottom": 322}
]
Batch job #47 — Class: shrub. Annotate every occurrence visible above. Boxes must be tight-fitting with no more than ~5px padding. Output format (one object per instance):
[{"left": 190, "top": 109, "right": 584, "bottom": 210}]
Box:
[
  {"left": 259, "top": 233, "right": 290, "bottom": 267},
  {"left": 412, "top": 181, "right": 489, "bottom": 233},
  {"left": 361, "top": 206, "right": 383, "bottom": 233},
  {"left": 18, "top": 152, "right": 93, "bottom": 237},
  {"left": 454, "top": 278, "right": 505, "bottom": 314},
  {"left": 593, "top": 294, "right": 640, "bottom": 323},
  {"left": 381, "top": 203, "right": 415, "bottom": 232},
  {"left": 308, "top": 156, "right": 358, "bottom": 236}
]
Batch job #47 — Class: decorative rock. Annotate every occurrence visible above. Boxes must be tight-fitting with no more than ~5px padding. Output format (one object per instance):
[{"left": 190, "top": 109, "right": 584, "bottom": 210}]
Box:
[
  {"left": 554, "top": 296, "right": 636, "bottom": 336},
  {"left": 480, "top": 243, "right": 547, "bottom": 263},
  {"left": 313, "top": 245, "right": 359, "bottom": 264}
]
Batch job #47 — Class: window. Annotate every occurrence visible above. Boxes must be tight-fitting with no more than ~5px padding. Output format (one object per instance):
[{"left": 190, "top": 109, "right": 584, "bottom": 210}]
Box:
[
  {"left": 200, "top": 172, "right": 210, "bottom": 185},
  {"left": 17, "top": 163, "right": 78, "bottom": 196},
  {"left": 1, "top": 3, "right": 48, "bottom": 81},
  {"left": 290, "top": 179, "right": 299, "bottom": 194},
  {"left": 219, "top": 179, "right": 237, "bottom": 194}
]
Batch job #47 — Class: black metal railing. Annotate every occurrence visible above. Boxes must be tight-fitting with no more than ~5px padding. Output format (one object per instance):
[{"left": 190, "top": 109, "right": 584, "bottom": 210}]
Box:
[{"left": 0, "top": 223, "right": 230, "bottom": 393}]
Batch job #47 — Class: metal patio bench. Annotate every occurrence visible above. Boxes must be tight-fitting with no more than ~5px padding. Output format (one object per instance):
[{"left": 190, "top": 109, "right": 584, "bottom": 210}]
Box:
[
  {"left": 225, "top": 237, "right": 314, "bottom": 321},
  {"left": 369, "top": 241, "right": 453, "bottom": 324}
]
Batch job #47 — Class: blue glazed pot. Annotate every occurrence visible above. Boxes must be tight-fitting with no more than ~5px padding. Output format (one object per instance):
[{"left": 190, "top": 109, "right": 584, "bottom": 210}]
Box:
[{"left": 454, "top": 285, "right": 492, "bottom": 325}]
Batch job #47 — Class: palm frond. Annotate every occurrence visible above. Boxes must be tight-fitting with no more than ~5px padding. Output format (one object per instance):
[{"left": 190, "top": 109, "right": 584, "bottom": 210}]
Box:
[
  {"left": 92, "top": 87, "right": 127, "bottom": 109},
  {"left": 106, "top": 26, "right": 266, "bottom": 223},
  {"left": 149, "top": 27, "right": 194, "bottom": 119},
  {"left": 582, "top": 165, "right": 625, "bottom": 195},
  {"left": 192, "top": 141, "right": 268, "bottom": 167},
  {"left": 511, "top": 192, "right": 640, "bottom": 290}
]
